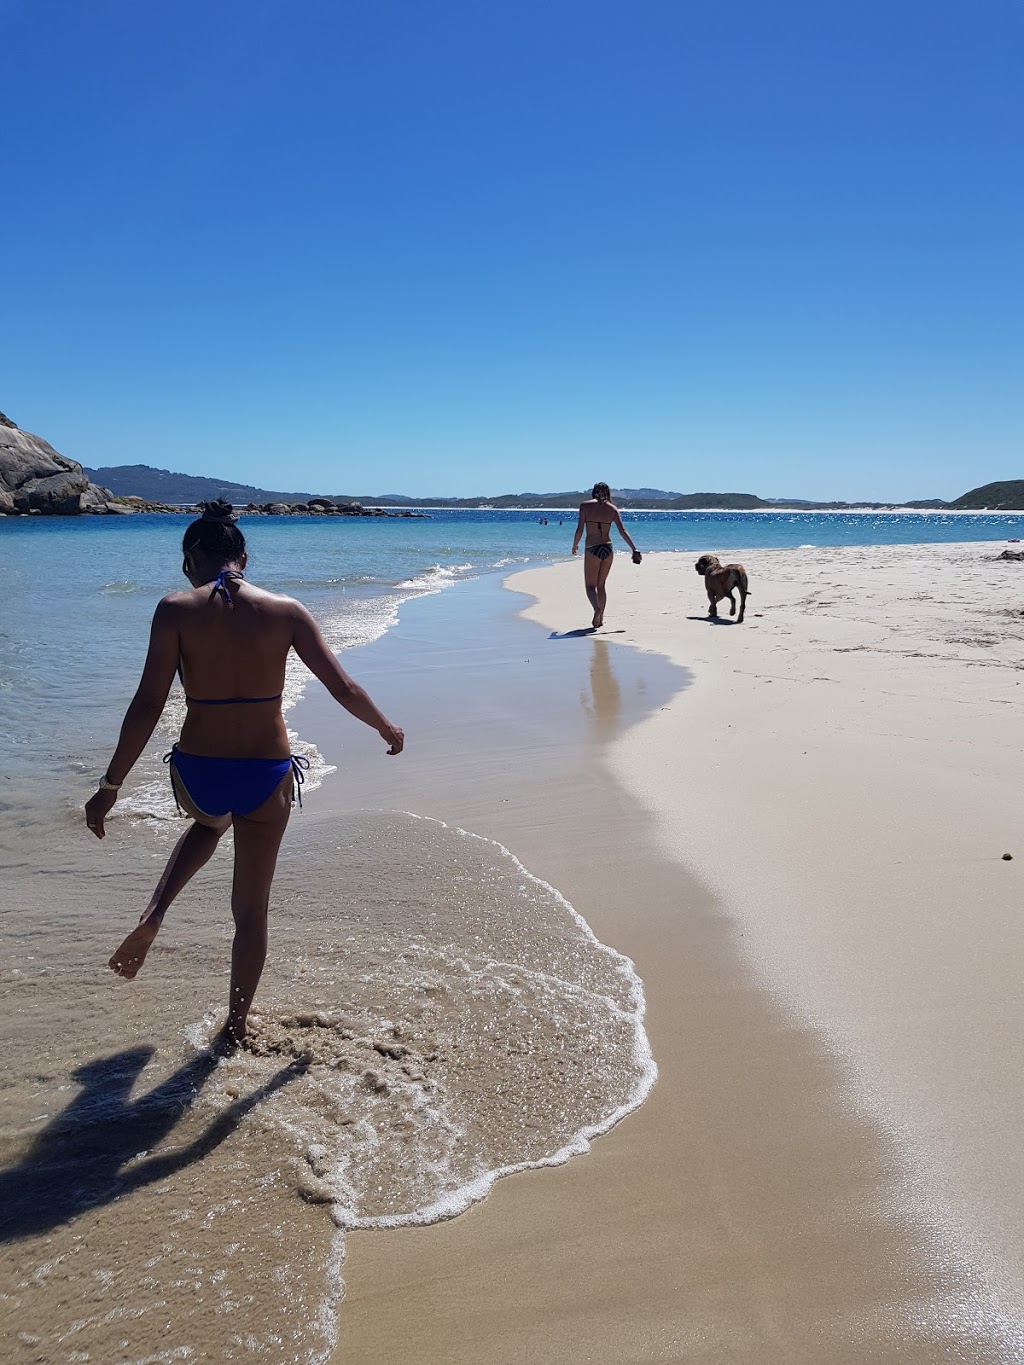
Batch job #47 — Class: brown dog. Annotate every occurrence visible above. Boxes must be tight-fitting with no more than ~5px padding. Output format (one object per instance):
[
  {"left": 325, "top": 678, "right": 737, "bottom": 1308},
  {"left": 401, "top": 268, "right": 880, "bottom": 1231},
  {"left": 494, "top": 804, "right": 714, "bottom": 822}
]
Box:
[{"left": 695, "top": 554, "right": 749, "bottom": 623}]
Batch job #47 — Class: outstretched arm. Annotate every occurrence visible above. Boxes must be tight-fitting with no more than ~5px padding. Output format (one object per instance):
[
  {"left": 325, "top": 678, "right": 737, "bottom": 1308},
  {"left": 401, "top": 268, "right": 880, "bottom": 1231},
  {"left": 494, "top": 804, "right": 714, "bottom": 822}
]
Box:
[
  {"left": 612, "top": 508, "right": 638, "bottom": 555},
  {"left": 86, "top": 600, "right": 180, "bottom": 838},
  {"left": 571, "top": 506, "right": 585, "bottom": 555},
  {"left": 292, "top": 605, "right": 404, "bottom": 754}
]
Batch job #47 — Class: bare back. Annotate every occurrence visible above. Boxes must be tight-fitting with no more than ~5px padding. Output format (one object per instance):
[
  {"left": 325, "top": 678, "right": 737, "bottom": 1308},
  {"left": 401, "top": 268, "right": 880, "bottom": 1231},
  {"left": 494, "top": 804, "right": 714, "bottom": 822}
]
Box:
[
  {"left": 171, "top": 581, "right": 301, "bottom": 759},
  {"left": 578, "top": 497, "right": 619, "bottom": 546}
]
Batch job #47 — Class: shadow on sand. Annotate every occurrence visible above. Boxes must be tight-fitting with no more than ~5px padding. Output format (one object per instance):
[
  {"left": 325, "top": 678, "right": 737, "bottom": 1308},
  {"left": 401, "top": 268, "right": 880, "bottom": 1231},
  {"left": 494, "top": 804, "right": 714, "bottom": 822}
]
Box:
[
  {"left": 685, "top": 615, "right": 739, "bottom": 625},
  {"left": 549, "top": 628, "right": 627, "bottom": 639},
  {"left": 0, "top": 1045, "right": 305, "bottom": 1243}
]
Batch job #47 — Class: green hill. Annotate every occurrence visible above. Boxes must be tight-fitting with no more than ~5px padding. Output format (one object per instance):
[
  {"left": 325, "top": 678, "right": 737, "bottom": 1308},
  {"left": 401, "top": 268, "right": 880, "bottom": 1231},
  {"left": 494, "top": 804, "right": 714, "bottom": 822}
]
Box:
[
  {"left": 83, "top": 464, "right": 322, "bottom": 505},
  {"left": 951, "top": 480, "right": 1024, "bottom": 510},
  {"left": 82, "top": 465, "right": 773, "bottom": 509}
]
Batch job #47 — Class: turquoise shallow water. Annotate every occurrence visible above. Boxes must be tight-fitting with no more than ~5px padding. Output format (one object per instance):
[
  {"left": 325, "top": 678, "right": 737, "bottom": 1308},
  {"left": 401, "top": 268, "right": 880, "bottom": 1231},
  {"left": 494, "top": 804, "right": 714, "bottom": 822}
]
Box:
[{"left": 2, "top": 507, "right": 1023, "bottom": 844}]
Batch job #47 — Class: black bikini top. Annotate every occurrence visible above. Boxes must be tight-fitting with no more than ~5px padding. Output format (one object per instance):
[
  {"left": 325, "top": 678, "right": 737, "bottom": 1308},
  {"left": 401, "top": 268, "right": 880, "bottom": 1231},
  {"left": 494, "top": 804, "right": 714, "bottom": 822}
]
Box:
[
  {"left": 185, "top": 692, "right": 283, "bottom": 705},
  {"left": 182, "top": 568, "right": 283, "bottom": 706}
]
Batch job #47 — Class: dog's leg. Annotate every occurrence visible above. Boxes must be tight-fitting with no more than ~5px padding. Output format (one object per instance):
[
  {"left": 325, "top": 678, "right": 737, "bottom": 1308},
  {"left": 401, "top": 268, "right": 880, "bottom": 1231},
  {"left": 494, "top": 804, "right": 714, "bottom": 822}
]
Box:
[
  {"left": 728, "top": 591, "right": 736, "bottom": 617},
  {"left": 737, "top": 568, "right": 748, "bottom": 623},
  {"left": 707, "top": 590, "right": 718, "bottom": 618}
]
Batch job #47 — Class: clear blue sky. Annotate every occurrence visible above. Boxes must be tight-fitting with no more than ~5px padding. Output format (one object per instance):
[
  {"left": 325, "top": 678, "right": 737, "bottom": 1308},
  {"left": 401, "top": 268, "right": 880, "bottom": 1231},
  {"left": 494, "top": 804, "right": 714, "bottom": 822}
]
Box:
[{"left": 3, "top": 0, "right": 1021, "bottom": 500}]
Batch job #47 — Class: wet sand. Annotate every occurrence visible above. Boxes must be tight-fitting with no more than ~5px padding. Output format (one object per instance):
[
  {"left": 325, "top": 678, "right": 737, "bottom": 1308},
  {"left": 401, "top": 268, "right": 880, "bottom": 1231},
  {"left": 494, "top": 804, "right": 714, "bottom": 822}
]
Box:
[
  {"left": 329, "top": 548, "right": 1024, "bottom": 1362},
  {"left": 0, "top": 574, "right": 681, "bottom": 1362}
]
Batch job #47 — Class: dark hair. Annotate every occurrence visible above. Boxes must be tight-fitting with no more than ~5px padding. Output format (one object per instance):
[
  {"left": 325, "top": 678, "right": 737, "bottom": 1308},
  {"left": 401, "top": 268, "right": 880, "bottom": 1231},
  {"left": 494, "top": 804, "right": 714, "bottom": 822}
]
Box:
[
  {"left": 592, "top": 482, "right": 611, "bottom": 502},
  {"left": 182, "top": 500, "right": 246, "bottom": 565}
]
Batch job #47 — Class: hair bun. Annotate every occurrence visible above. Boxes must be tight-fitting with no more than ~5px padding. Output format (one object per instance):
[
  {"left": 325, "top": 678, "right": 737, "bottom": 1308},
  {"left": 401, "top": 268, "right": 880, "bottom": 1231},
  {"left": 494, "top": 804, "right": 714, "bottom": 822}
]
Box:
[{"left": 200, "top": 499, "right": 237, "bottom": 525}]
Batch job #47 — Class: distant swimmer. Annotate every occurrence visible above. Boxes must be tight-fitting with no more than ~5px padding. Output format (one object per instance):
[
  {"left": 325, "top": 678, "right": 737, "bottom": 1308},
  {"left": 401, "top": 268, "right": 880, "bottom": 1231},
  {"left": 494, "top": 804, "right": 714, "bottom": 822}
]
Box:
[
  {"left": 571, "top": 482, "right": 642, "bottom": 628},
  {"left": 85, "top": 501, "right": 404, "bottom": 1049}
]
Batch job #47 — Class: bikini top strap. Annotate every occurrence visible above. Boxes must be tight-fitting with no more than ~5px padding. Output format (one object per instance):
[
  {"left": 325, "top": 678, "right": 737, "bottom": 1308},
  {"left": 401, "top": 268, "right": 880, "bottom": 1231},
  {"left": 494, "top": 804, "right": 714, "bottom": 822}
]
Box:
[{"left": 209, "top": 568, "right": 244, "bottom": 606}]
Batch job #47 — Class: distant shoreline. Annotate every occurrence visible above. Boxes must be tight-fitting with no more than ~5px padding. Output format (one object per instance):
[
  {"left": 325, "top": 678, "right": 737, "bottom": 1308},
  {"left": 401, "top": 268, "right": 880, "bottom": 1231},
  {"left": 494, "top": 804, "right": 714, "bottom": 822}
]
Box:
[
  {"left": 81, "top": 464, "right": 1024, "bottom": 513},
  {"left": 6, "top": 502, "right": 1024, "bottom": 520}
]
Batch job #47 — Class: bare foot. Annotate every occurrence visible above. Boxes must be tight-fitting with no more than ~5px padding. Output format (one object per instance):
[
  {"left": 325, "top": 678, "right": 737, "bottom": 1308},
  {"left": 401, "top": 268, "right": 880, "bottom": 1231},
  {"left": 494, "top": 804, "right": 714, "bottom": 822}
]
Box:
[
  {"left": 217, "top": 1016, "right": 250, "bottom": 1052},
  {"left": 108, "top": 919, "right": 160, "bottom": 979},
  {"left": 210, "top": 1025, "right": 244, "bottom": 1056}
]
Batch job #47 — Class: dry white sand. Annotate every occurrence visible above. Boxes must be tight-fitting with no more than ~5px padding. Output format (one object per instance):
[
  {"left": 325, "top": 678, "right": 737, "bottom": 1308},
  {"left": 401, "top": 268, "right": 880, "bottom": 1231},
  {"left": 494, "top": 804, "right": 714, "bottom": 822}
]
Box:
[
  {"left": 336, "top": 541, "right": 1024, "bottom": 1362},
  {"left": 518, "top": 542, "right": 1024, "bottom": 1318}
]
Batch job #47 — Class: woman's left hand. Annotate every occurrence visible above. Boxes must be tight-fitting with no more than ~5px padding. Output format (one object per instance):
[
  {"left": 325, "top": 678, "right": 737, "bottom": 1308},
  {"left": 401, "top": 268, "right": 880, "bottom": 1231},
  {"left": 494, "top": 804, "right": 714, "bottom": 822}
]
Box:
[{"left": 85, "top": 787, "right": 118, "bottom": 840}]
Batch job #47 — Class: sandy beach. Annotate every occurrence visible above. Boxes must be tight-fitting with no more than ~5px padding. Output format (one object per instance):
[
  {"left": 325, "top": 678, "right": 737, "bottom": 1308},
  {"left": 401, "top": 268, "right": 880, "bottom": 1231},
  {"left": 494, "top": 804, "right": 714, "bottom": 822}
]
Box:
[
  {"left": 334, "top": 542, "right": 1024, "bottom": 1362},
  {"left": 4, "top": 540, "right": 1024, "bottom": 1362}
]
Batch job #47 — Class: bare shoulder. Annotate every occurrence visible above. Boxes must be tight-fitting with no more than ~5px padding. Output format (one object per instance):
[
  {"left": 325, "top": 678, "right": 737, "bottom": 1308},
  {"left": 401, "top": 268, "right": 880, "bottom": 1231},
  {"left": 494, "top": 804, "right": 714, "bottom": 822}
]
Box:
[
  {"left": 155, "top": 590, "right": 192, "bottom": 615},
  {"left": 580, "top": 498, "right": 617, "bottom": 519},
  {"left": 242, "top": 583, "right": 306, "bottom": 615},
  {"left": 247, "top": 588, "right": 319, "bottom": 637}
]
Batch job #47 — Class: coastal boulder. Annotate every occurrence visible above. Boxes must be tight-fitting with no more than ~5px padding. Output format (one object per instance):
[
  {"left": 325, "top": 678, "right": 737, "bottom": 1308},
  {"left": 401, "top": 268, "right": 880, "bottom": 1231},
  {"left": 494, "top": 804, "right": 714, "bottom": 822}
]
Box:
[
  {"left": 0, "top": 411, "right": 109, "bottom": 515},
  {"left": 12, "top": 469, "right": 89, "bottom": 515},
  {"left": 79, "top": 483, "right": 116, "bottom": 513}
]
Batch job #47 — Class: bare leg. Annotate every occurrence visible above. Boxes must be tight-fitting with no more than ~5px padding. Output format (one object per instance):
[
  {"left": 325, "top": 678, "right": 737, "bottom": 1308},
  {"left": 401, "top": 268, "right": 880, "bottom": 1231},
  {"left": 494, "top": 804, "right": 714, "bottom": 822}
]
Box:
[
  {"left": 109, "top": 817, "right": 230, "bottom": 979},
  {"left": 583, "top": 552, "right": 602, "bottom": 627},
  {"left": 594, "top": 553, "right": 614, "bottom": 627},
  {"left": 224, "top": 775, "right": 292, "bottom": 1046}
]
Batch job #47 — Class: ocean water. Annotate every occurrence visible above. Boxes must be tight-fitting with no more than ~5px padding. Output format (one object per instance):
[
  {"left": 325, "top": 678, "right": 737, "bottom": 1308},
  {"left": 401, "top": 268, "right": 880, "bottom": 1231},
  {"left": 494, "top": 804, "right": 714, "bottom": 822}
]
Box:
[
  {"left": 3, "top": 507, "right": 1023, "bottom": 841},
  {"left": 2, "top": 507, "right": 1023, "bottom": 1361}
]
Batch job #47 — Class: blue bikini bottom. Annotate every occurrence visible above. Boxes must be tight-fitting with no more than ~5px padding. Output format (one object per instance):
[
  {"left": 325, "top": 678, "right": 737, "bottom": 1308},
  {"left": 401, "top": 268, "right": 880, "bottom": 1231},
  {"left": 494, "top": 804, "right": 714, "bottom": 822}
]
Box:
[{"left": 165, "top": 747, "right": 309, "bottom": 818}]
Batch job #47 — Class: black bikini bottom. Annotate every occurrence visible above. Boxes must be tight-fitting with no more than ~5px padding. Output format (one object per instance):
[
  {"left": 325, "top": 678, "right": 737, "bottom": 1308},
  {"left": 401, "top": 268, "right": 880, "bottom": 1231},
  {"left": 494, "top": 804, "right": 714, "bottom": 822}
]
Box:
[{"left": 586, "top": 543, "right": 613, "bottom": 560}]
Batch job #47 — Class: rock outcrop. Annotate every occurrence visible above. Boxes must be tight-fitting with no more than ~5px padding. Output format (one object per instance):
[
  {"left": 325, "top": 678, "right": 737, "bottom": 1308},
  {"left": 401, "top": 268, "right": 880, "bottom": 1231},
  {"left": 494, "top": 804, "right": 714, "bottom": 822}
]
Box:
[
  {"left": 0, "top": 413, "right": 427, "bottom": 517},
  {"left": 0, "top": 412, "right": 115, "bottom": 515}
]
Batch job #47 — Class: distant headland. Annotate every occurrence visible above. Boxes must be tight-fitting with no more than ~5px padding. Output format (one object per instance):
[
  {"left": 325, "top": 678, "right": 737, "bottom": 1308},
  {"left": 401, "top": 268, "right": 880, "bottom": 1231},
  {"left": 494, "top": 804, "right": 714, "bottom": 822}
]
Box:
[
  {"left": 2, "top": 411, "right": 1022, "bottom": 515},
  {"left": 0, "top": 414, "right": 417, "bottom": 517},
  {"left": 80, "top": 462, "right": 1024, "bottom": 514}
]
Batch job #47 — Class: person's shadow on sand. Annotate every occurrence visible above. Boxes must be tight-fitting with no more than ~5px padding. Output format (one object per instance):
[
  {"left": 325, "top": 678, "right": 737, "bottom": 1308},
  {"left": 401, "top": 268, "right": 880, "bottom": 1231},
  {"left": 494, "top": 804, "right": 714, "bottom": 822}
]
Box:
[
  {"left": 549, "top": 628, "right": 627, "bottom": 639},
  {"left": 0, "top": 1045, "right": 306, "bottom": 1243}
]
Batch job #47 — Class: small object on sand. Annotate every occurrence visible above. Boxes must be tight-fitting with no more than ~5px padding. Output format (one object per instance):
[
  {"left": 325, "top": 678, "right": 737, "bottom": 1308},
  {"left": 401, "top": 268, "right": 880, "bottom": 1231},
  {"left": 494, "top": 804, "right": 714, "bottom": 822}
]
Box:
[{"left": 1003, "top": 853, "right": 1013, "bottom": 861}]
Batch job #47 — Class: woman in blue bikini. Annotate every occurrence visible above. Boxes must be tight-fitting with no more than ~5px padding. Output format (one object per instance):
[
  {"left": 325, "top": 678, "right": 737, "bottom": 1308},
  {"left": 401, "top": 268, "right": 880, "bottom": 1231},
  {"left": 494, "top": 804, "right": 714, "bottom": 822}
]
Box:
[
  {"left": 85, "top": 501, "right": 404, "bottom": 1047},
  {"left": 571, "top": 482, "right": 641, "bottom": 628}
]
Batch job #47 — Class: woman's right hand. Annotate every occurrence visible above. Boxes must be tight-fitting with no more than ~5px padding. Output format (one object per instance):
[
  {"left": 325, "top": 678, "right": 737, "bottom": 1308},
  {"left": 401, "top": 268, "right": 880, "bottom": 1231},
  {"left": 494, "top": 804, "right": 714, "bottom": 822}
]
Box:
[
  {"left": 85, "top": 787, "right": 118, "bottom": 839},
  {"left": 380, "top": 724, "right": 405, "bottom": 756}
]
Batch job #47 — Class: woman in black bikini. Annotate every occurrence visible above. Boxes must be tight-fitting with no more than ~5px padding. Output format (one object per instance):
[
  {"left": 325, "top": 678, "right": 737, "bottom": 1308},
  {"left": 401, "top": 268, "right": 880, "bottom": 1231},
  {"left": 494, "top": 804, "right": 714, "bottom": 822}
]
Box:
[
  {"left": 84, "top": 501, "right": 404, "bottom": 1048},
  {"left": 571, "top": 482, "right": 641, "bottom": 628}
]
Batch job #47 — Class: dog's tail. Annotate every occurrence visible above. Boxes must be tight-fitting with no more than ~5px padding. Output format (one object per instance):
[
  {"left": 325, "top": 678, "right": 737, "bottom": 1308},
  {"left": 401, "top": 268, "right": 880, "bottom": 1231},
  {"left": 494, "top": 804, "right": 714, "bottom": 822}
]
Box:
[{"left": 737, "top": 567, "right": 750, "bottom": 592}]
